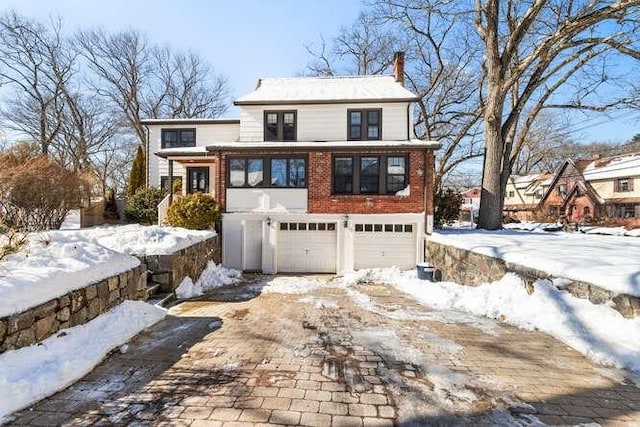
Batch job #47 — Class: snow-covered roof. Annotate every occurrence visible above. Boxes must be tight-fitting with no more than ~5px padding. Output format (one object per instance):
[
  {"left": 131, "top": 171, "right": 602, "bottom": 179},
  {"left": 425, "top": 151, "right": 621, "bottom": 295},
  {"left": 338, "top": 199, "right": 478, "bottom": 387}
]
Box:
[
  {"left": 139, "top": 118, "right": 239, "bottom": 125},
  {"left": 234, "top": 75, "right": 418, "bottom": 105},
  {"left": 155, "top": 139, "right": 440, "bottom": 158},
  {"left": 582, "top": 152, "right": 640, "bottom": 181}
]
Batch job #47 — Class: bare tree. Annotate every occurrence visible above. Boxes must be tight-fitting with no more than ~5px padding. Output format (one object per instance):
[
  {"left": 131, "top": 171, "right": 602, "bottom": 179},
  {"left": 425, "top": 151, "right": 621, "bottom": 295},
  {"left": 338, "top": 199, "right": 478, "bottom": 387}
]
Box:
[
  {"left": 77, "top": 29, "right": 230, "bottom": 152},
  {"left": 0, "top": 11, "right": 74, "bottom": 155},
  {"left": 475, "top": 0, "right": 640, "bottom": 229}
]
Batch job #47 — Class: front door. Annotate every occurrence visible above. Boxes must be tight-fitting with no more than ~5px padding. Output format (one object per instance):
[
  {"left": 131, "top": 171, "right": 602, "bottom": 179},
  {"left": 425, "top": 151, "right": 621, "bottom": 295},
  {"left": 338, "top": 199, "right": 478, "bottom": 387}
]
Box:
[{"left": 187, "top": 167, "right": 209, "bottom": 194}]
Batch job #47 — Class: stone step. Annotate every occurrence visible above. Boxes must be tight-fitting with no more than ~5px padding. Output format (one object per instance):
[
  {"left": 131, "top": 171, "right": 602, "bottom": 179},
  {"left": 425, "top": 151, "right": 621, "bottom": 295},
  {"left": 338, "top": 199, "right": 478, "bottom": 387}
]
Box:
[
  {"left": 145, "top": 284, "right": 162, "bottom": 300},
  {"left": 146, "top": 292, "right": 175, "bottom": 308}
]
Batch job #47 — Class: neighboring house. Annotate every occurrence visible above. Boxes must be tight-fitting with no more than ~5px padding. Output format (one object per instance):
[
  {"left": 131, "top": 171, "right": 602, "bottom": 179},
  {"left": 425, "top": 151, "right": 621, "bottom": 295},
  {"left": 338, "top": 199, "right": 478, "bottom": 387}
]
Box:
[
  {"left": 142, "top": 53, "right": 440, "bottom": 274},
  {"left": 538, "top": 153, "right": 640, "bottom": 227},
  {"left": 460, "top": 187, "right": 481, "bottom": 219},
  {"left": 503, "top": 172, "right": 553, "bottom": 221}
]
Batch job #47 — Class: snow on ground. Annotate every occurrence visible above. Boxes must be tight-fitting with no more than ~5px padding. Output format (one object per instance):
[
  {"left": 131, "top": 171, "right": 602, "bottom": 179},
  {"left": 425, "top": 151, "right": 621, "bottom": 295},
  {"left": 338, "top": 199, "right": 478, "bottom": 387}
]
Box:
[
  {"left": 259, "top": 276, "right": 328, "bottom": 295},
  {"left": 430, "top": 229, "right": 640, "bottom": 297},
  {"left": 0, "top": 233, "right": 140, "bottom": 317},
  {"left": 342, "top": 267, "right": 640, "bottom": 373},
  {"left": 0, "top": 300, "right": 165, "bottom": 422},
  {"left": 505, "top": 221, "right": 640, "bottom": 237},
  {"left": 175, "top": 262, "right": 242, "bottom": 299},
  {"left": 63, "top": 224, "right": 215, "bottom": 256},
  {"left": 298, "top": 296, "right": 340, "bottom": 309},
  {"left": 59, "top": 209, "right": 81, "bottom": 230}
]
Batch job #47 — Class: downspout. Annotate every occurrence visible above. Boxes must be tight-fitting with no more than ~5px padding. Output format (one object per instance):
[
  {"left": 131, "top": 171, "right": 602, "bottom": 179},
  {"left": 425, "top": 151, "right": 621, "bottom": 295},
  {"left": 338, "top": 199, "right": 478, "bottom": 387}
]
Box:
[{"left": 144, "top": 125, "right": 150, "bottom": 187}]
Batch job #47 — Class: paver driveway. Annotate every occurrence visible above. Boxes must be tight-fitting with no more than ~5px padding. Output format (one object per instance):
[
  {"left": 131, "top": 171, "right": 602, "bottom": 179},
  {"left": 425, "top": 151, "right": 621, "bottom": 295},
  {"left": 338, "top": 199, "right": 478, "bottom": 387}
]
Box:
[{"left": 8, "top": 275, "right": 640, "bottom": 426}]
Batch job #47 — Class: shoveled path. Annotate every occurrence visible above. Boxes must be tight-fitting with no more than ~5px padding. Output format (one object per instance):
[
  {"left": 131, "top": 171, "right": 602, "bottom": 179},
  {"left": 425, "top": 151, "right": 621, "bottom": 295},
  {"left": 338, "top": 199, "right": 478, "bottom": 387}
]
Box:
[{"left": 7, "top": 275, "right": 640, "bottom": 426}]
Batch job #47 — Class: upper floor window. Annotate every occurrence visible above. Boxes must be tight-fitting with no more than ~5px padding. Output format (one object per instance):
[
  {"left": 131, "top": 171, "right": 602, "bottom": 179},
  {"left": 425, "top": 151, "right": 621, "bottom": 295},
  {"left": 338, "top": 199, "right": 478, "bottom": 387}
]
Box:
[
  {"left": 161, "top": 129, "right": 196, "bottom": 149},
  {"left": 264, "top": 111, "right": 296, "bottom": 141},
  {"left": 558, "top": 184, "right": 567, "bottom": 196},
  {"left": 615, "top": 178, "right": 633, "bottom": 192},
  {"left": 332, "top": 154, "right": 408, "bottom": 195},
  {"left": 227, "top": 156, "right": 306, "bottom": 188},
  {"left": 508, "top": 191, "right": 515, "bottom": 198},
  {"left": 348, "top": 109, "right": 382, "bottom": 141}
]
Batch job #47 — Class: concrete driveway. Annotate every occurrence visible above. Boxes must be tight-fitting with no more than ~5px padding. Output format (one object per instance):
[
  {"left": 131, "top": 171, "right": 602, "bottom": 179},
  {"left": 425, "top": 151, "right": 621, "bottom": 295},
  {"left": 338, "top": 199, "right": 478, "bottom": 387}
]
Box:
[{"left": 8, "top": 275, "right": 640, "bottom": 426}]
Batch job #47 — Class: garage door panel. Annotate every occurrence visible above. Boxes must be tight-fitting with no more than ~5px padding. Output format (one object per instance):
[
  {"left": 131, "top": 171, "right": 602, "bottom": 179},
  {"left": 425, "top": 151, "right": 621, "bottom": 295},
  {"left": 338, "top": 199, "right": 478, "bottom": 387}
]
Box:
[
  {"left": 354, "top": 224, "right": 416, "bottom": 270},
  {"left": 277, "top": 223, "right": 337, "bottom": 273}
]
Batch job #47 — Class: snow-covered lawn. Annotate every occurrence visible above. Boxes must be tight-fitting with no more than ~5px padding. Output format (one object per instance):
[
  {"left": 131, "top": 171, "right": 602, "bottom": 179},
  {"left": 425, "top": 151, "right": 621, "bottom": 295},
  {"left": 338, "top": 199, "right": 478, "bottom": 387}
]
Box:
[
  {"left": 505, "top": 222, "right": 640, "bottom": 237},
  {"left": 0, "top": 225, "right": 216, "bottom": 317},
  {"left": 0, "top": 300, "right": 165, "bottom": 421},
  {"left": 342, "top": 268, "right": 640, "bottom": 373},
  {"left": 430, "top": 229, "right": 640, "bottom": 297}
]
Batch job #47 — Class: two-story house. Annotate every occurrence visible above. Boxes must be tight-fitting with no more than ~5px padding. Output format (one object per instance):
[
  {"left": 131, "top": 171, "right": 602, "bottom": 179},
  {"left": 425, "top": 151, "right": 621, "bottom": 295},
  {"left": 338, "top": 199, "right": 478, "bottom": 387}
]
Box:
[
  {"left": 538, "top": 152, "right": 640, "bottom": 226},
  {"left": 502, "top": 172, "right": 553, "bottom": 221},
  {"left": 142, "top": 53, "right": 440, "bottom": 274}
]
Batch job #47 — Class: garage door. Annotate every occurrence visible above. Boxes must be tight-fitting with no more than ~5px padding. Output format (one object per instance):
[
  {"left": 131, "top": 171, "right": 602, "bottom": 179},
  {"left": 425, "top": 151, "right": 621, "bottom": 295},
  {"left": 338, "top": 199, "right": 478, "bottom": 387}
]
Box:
[
  {"left": 277, "top": 222, "right": 337, "bottom": 273},
  {"left": 354, "top": 223, "right": 416, "bottom": 270}
]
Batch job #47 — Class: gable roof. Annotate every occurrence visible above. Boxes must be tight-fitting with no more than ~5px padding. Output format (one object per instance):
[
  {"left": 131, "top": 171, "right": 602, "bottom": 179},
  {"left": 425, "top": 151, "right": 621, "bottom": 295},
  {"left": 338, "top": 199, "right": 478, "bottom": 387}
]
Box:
[
  {"left": 582, "top": 152, "right": 640, "bottom": 181},
  {"left": 234, "top": 75, "right": 418, "bottom": 105}
]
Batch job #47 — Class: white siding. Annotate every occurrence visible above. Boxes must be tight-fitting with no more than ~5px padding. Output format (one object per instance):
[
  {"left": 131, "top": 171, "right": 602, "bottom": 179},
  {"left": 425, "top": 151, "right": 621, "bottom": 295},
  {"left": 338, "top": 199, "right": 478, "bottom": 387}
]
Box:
[
  {"left": 226, "top": 188, "right": 307, "bottom": 212},
  {"left": 239, "top": 102, "right": 410, "bottom": 142},
  {"left": 147, "top": 122, "right": 239, "bottom": 187}
]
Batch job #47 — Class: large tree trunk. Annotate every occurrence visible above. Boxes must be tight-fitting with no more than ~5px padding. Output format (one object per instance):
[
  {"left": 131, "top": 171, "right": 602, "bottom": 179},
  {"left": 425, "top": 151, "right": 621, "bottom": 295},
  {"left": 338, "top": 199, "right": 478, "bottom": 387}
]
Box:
[{"left": 478, "top": 119, "right": 505, "bottom": 230}]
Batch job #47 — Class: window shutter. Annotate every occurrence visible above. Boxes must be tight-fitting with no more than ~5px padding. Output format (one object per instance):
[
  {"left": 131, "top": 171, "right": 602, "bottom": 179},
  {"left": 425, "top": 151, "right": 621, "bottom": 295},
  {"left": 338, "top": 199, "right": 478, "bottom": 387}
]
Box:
[
  {"left": 629, "top": 179, "right": 634, "bottom": 191},
  {"left": 614, "top": 180, "right": 619, "bottom": 192}
]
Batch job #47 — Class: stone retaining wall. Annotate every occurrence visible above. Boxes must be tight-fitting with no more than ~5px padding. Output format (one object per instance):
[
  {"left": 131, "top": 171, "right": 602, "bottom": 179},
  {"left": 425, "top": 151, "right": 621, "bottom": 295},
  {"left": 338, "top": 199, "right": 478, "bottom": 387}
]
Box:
[
  {"left": 0, "top": 264, "right": 147, "bottom": 353},
  {"left": 427, "top": 239, "right": 640, "bottom": 318},
  {"left": 138, "top": 235, "right": 220, "bottom": 292}
]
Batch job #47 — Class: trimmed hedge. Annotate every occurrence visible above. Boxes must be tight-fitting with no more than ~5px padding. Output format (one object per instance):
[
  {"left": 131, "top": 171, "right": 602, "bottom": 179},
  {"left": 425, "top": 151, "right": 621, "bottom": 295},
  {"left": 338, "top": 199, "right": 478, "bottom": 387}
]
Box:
[{"left": 125, "top": 187, "right": 166, "bottom": 224}]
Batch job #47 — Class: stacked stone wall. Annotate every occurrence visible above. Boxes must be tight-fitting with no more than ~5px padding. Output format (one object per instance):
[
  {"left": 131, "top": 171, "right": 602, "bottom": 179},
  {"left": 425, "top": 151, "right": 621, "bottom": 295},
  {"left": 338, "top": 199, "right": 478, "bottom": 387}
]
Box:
[
  {"left": 0, "top": 264, "right": 147, "bottom": 353},
  {"left": 426, "top": 240, "right": 640, "bottom": 318}
]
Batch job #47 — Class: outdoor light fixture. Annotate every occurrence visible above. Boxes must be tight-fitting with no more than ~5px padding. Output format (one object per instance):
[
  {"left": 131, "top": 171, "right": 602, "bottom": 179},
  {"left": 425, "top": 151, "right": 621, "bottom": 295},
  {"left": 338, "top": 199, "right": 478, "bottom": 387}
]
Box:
[
  {"left": 266, "top": 216, "right": 271, "bottom": 226},
  {"left": 342, "top": 214, "right": 349, "bottom": 228}
]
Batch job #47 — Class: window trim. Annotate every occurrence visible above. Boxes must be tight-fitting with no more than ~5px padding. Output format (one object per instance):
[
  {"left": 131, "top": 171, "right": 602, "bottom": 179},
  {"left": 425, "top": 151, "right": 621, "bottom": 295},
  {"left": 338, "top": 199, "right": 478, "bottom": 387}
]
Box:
[
  {"left": 347, "top": 108, "right": 382, "bottom": 141},
  {"left": 263, "top": 110, "right": 297, "bottom": 142},
  {"left": 331, "top": 154, "right": 409, "bottom": 196},
  {"left": 226, "top": 155, "right": 307, "bottom": 189},
  {"left": 615, "top": 177, "right": 632, "bottom": 193},
  {"left": 161, "top": 128, "right": 196, "bottom": 149}
]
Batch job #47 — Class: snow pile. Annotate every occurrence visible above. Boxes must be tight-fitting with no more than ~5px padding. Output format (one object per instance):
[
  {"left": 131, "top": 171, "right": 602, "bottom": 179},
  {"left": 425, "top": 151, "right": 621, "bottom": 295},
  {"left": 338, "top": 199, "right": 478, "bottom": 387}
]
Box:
[
  {"left": 343, "top": 268, "right": 640, "bottom": 373},
  {"left": 430, "top": 229, "right": 640, "bottom": 296},
  {"left": 65, "top": 224, "right": 215, "bottom": 256},
  {"left": 0, "top": 301, "right": 165, "bottom": 421},
  {"left": 260, "top": 276, "right": 328, "bottom": 294},
  {"left": 298, "top": 296, "right": 340, "bottom": 309},
  {"left": 175, "top": 262, "right": 242, "bottom": 299},
  {"left": 59, "top": 209, "right": 81, "bottom": 230},
  {"left": 0, "top": 234, "right": 140, "bottom": 317},
  {"left": 395, "top": 185, "right": 410, "bottom": 196}
]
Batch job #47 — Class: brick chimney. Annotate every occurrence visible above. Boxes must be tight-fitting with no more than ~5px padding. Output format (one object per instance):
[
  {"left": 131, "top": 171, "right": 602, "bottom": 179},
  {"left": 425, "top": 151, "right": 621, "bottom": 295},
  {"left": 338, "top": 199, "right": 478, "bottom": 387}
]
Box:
[{"left": 392, "top": 51, "right": 405, "bottom": 85}]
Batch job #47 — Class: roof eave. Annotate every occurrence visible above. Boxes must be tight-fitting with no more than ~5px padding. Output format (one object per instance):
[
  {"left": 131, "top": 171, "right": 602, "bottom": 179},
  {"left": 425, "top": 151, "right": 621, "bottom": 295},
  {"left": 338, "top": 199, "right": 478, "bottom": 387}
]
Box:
[{"left": 233, "top": 97, "right": 419, "bottom": 106}]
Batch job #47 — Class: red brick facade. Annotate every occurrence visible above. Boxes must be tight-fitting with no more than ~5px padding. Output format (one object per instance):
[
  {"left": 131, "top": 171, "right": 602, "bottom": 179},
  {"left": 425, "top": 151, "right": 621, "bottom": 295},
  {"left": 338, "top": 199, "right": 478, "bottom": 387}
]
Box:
[{"left": 215, "top": 148, "right": 435, "bottom": 215}]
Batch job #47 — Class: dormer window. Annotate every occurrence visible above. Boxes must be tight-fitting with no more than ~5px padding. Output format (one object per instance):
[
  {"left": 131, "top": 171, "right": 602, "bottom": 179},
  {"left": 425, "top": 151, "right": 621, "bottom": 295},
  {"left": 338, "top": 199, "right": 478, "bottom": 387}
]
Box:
[
  {"left": 264, "top": 111, "right": 296, "bottom": 141},
  {"left": 161, "top": 129, "right": 196, "bottom": 148},
  {"left": 348, "top": 109, "right": 381, "bottom": 141}
]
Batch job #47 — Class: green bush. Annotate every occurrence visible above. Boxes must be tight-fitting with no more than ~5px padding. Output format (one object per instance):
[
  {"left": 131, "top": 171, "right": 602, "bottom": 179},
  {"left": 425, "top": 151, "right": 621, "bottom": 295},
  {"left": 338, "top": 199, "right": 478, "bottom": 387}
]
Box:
[
  {"left": 434, "top": 188, "right": 463, "bottom": 227},
  {"left": 124, "top": 187, "right": 166, "bottom": 224},
  {"left": 166, "top": 193, "right": 221, "bottom": 230}
]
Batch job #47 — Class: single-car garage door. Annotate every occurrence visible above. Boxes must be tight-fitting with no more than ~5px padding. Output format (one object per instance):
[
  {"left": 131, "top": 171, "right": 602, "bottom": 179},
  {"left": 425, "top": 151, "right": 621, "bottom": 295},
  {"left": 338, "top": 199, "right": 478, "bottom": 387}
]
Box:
[
  {"left": 354, "top": 223, "right": 417, "bottom": 270},
  {"left": 277, "top": 222, "right": 337, "bottom": 273}
]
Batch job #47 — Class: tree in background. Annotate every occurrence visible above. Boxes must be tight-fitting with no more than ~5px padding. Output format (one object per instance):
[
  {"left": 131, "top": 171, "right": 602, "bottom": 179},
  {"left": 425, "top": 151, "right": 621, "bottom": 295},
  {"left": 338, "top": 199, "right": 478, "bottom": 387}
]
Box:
[
  {"left": 127, "top": 146, "right": 146, "bottom": 198},
  {"left": 0, "top": 11, "right": 230, "bottom": 196},
  {"left": 434, "top": 188, "right": 463, "bottom": 227}
]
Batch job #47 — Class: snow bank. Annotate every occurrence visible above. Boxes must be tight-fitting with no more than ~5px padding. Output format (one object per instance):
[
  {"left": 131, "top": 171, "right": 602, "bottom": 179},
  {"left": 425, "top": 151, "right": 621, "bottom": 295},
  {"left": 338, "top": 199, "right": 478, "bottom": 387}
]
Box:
[
  {"left": 342, "top": 268, "right": 640, "bottom": 373},
  {"left": 0, "top": 234, "right": 140, "bottom": 317},
  {"left": 64, "top": 224, "right": 215, "bottom": 256},
  {"left": 175, "top": 262, "right": 242, "bottom": 299},
  {"left": 503, "top": 222, "right": 561, "bottom": 232},
  {"left": 430, "top": 229, "right": 640, "bottom": 297},
  {"left": 0, "top": 300, "right": 165, "bottom": 421}
]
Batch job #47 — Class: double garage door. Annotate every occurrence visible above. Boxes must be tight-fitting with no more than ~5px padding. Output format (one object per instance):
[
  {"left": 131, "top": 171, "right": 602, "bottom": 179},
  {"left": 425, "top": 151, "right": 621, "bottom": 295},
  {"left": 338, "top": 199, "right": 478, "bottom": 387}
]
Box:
[{"left": 276, "top": 221, "right": 417, "bottom": 273}]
